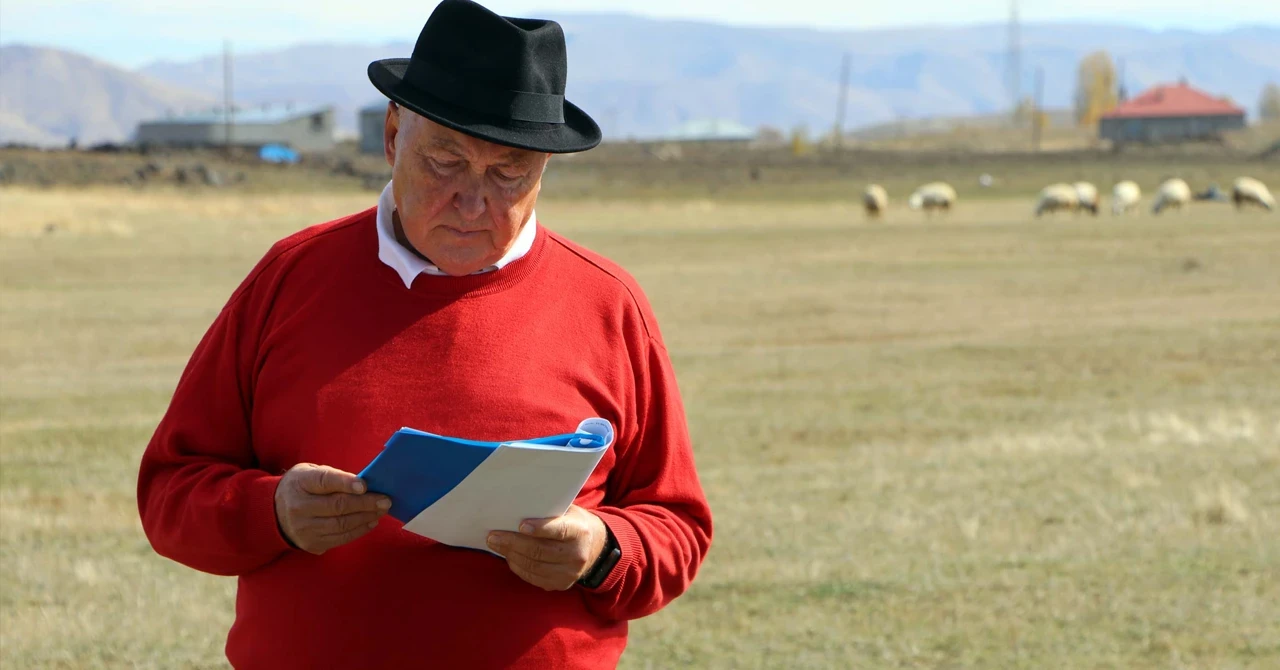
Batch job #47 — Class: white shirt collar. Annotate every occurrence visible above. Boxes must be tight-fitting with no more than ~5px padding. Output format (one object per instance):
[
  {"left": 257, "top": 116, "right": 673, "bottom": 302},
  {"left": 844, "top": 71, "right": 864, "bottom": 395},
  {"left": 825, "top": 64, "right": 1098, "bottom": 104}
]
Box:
[{"left": 375, "top": 180, "right": 537, "bottom": 289}]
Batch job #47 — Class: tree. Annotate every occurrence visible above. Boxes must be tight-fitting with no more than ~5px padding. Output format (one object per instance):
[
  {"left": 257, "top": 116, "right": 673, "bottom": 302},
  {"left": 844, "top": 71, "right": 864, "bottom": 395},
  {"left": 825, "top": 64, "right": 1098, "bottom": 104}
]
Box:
[
  {"left": 1261, "top": 83, "right": 1280, "bottom": 121},
  {"left": 1012, "top": 96, "right": 1036, "bottom": 126},
  {"left": 755, "top": 125, "right": 785, "bottom": 147},
  {"left": 789, "top": 125, "right": 811, "bottom": 156},
  {"left": 1074, "top": 51, "right": 1119, "bottom": 127}
]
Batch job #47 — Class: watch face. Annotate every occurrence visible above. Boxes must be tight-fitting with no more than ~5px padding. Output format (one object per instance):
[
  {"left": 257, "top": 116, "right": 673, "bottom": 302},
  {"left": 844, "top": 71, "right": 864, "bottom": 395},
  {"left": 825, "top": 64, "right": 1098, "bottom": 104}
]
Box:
[{"left": 580, "top": 544, "right": 621, "bottom": 588}]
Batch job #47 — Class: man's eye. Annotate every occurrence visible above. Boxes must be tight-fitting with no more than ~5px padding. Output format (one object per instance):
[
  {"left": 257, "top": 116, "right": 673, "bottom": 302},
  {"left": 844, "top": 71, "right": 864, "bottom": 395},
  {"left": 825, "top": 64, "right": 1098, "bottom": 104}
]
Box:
[
  {"left": 429, "top": 158, "right": 460, "bottom": 171},
  {"left": 494, "top": 170, "right": 524, "bottom": 183}
]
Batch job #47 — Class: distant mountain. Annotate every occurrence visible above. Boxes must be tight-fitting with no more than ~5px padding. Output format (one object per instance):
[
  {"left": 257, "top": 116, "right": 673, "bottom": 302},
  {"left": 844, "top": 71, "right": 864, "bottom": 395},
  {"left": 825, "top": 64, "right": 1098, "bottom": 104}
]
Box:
[
  {"left": 551, "top": 16, "right": 1280, "bottom": 138},
  {"left": 134, "top": 17, "right": 1280, "bottom": 140},
  {"left": 141, "top": 42, "right": 406, "bottom": 143},
  {"left": 0, "top": 45, "right": 215, "bottom": 147},
  {"left": 6, "top": 18, "right": 1278, "bottom": 146}
]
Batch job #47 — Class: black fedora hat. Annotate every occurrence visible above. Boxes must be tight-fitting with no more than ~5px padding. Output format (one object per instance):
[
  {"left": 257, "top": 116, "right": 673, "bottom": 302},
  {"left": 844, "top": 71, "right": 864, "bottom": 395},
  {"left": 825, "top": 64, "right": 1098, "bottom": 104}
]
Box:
[{"left": 368, "top": 0, "right": 601, "bottom": 154}]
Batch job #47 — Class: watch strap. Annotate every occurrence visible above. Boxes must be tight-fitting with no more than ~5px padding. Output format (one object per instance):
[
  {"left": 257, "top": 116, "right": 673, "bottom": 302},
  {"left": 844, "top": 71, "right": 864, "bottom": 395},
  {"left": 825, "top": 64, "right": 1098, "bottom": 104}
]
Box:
[{"left": 578, "top": 525, "right": 621, "bottom": 589}]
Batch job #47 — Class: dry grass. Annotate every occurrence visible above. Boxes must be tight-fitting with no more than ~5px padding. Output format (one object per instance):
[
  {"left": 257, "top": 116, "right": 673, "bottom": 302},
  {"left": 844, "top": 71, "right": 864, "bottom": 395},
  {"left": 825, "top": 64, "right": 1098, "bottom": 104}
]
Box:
[{"left": 2, "top": 186, "right": 1278, "bottom": 668}]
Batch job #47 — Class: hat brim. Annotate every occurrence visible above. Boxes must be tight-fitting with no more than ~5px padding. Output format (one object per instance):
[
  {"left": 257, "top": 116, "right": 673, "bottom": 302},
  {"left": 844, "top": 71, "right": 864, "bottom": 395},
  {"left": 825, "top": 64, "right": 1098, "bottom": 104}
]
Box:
[{"left": 368, "top": 58, "right": 601, "bottom": 154}]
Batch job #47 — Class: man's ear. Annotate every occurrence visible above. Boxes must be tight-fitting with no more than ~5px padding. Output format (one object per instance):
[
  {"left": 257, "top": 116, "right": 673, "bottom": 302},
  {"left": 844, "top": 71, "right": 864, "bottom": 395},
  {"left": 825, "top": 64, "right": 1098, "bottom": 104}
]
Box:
[{"left": 384, "top": 102, "right": 400, "bottom": 168}]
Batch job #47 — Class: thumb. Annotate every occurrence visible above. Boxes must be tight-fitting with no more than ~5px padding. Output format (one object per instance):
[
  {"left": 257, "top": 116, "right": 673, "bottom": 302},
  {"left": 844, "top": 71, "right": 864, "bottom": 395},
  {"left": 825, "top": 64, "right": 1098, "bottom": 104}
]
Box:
[{"left": 300, "top": 465, "right": 366, "bottom": 495}]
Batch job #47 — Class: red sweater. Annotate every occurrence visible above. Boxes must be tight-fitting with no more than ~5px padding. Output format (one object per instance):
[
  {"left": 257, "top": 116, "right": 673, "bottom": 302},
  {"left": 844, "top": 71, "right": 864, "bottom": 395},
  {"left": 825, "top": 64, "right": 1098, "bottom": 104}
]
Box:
[{"left": 136, "top": 208, "right": 713, "bottom": 669}]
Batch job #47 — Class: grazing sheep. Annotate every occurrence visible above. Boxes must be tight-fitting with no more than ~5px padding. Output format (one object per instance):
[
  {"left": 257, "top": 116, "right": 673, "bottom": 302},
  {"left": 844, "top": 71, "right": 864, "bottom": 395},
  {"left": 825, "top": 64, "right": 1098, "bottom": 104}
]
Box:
[
  {"left": 1232, "top": 177, "right": 1275, "bottom": 211},
  {"left": 1035, "top": 183, "right": 1081, "bottom": 217},
  {"left": 863, "top": 184, "right": 888, "bottom": 218},
  {"left": 908, "top": 182, "right": 957, "bottom": 215},
  {"left": 1073, "top": 182, "right": 1099, "bottom": 215},
  {"left": 1152, "top": 178, "right": 1192, "bottom": 215},
  {"left": 1112, "top": 180, "right": 1141, "bottom": 216}
]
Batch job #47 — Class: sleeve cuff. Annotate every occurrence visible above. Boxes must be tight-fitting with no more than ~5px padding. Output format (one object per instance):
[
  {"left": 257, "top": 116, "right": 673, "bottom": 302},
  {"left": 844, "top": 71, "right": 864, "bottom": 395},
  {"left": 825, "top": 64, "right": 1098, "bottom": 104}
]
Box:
[
  {"left": 244, "top": 473, "right": 292, "bottom": 555},
  {"left": 588, "top": 509, "right": 642, "bottom": 593}
]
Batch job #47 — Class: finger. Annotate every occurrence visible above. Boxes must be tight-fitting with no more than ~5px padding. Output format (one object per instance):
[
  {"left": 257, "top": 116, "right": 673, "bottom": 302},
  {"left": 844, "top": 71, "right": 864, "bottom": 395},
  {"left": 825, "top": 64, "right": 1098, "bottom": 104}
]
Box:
[
  {"left": 520, "top": 515, "right": 576, "bottom": 542},
  {"left": 504, "top": 554, "right": 576, "bottom": 592},
  {"left": 490, "top": 532, "right": 582, "bottom": 566},
  {"left": 299, "top": 493, "right": 391, "bottom": 518},
  {"left": 303, "top": 465, "right": 366, "bottom": 495},
  {"left": 487, "top": 531, "right": 542, "bottom": 559},
  {"left": 309, "top": 519, "right": 379, "bottom": 554},
  {"left": 317, "top": 511, "right": 382, "bottom": 536},
  {"left": 504, "top": 559, "right": 548, "bottom": 589}
]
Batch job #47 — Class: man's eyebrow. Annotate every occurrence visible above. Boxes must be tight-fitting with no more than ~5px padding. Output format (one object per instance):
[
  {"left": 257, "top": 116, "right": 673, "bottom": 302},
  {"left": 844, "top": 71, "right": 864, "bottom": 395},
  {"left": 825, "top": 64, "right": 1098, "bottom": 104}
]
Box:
[
  {"left": 423, "top": 137, "right": 464, "bottom": 154},
  {"left": 495, "top": 151, "right": 537, "bottom": 167},
  {"left": 419, "top": 137, "right": 535, "bottom": 166}
]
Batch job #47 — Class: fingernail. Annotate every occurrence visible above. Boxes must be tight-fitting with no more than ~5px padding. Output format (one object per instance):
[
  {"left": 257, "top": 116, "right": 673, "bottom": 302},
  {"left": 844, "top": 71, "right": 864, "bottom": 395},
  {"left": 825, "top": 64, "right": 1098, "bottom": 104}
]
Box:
[
  {"left": 352, "top": 481, "right": 367, "bottom": 494},
  {"left": 376, "top": 498, "right": 392, "bottom": 510},
  {"left": 368, "top": 520, "right": 379, "bottom": 529},
  {"left": 486, "top": 533, "right": 501, "bottom": 550},
  {"left": 519, "top": 523, "right": 534, "bottom": 535}
]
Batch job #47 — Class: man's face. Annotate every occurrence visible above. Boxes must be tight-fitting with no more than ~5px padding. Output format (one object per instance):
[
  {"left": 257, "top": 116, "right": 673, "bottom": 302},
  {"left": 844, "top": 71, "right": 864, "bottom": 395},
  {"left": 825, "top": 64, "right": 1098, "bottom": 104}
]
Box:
[{"left": 384, "top": 104, "right": 550, "bottom": 276}]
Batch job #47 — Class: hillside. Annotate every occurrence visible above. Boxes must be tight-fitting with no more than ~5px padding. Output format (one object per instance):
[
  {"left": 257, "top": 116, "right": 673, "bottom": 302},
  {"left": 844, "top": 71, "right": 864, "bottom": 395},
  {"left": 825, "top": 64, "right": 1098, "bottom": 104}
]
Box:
[
  {"left": 3, "top": 18, "right": 1276, "bottom": 146},
  {"left": 137, "top": 17, "right": 1280, "bottom": 138},
  {"left": 0, "top": 45, "right": 214, "bottom": 147}
]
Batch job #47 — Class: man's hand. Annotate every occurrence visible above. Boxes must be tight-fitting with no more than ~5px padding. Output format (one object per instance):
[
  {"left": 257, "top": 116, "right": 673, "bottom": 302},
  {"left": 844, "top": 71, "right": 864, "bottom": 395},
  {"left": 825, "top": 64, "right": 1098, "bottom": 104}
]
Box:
[
  {"left": 486, "top": 505, "right": 608, "bottom": 591},
  {"left": 274, "top": 463, "right": 391, "bottom": 555}
]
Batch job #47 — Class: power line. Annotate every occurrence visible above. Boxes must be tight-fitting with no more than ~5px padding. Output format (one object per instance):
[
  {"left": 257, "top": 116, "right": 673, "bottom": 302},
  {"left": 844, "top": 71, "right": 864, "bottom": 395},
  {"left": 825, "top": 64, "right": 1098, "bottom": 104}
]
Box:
[
  {"left": 1032, "top": 66, "right": 1045, "bottom": 151},
  {"left": 834, "top": 52, "right": 851, "bottom": 147},
  {"left": 1117, "top": 58, "right": 1128, "bottom": 102},
  {"left": 1007, "top": 0, "right": 1022, "bottom": 117},
  {"left": 223, "top": 39, "right": 234, "bottom": 157}
]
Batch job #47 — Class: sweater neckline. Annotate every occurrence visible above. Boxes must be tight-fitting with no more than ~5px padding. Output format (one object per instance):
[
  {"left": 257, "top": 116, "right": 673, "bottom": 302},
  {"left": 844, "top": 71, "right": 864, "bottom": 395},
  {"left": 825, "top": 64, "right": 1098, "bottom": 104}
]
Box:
[{"left": 369, "top": 213, "right": 549, "bottom": 300}]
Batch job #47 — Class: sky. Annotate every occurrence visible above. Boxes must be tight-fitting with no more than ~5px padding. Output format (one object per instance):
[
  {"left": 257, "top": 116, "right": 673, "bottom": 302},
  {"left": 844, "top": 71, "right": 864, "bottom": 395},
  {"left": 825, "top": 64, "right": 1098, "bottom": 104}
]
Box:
[{"left": 3, "top": 0, "right": 1278, "bottom": 68}]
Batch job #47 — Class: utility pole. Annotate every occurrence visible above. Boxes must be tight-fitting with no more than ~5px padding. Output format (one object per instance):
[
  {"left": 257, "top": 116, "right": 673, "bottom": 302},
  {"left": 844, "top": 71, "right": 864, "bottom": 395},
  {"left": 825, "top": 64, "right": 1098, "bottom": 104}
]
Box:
[
  {"left": 834, "top": 52, "right": 851, "bottom": 147},
  {"left": 1007, "top": 0, "right": 1022, "bottom": 121},
  {"left": 1032, "top": 66, "right": 1044, "bottom": 151},
  {"left": 224, "top": 39, "right": 234, "bottom": 158},
  {"left": 1117, "top": 58, "right": 1128, "bottom": 102}
]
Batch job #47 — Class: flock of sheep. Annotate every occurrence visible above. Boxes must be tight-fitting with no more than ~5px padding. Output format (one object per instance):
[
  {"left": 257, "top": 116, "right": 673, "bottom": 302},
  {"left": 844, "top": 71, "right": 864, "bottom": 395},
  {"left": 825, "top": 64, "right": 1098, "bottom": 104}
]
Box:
[{"left": 862, "top": 176, "right": 1276, "bottom": 219}]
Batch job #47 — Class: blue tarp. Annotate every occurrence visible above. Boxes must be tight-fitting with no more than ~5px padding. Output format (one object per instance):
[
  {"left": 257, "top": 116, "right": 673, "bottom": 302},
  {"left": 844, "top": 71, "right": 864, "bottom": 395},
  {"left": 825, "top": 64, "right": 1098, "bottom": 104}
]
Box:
[{"left": 259, "top": 144, "right": 300, "bottom": 164}]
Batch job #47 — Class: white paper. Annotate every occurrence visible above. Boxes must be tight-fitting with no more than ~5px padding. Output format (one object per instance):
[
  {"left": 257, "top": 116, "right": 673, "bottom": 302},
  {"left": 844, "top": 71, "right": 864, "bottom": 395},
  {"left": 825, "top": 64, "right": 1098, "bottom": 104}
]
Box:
[{"left": 402, "top": 418, "right": 613, "bottom": 551}]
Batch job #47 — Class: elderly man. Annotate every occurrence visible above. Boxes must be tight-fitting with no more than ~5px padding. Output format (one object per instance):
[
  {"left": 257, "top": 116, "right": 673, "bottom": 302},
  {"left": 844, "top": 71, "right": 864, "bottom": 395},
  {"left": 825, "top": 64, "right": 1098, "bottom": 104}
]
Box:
[{"left": 135, "top": 1, "right": 712, "bottom": 667}]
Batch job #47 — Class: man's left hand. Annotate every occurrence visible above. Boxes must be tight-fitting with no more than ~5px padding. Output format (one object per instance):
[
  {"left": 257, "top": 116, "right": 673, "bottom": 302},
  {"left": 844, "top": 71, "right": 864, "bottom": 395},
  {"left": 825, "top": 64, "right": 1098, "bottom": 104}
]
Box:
[{"left": 486, "top": 505, "right": 607, "bottom": 591}]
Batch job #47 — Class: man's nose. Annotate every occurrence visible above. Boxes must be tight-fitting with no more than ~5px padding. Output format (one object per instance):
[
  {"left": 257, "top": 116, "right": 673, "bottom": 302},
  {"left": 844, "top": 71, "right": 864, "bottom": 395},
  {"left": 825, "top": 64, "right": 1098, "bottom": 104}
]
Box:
[{"left": 453, "top": 181, "right": 487, "bottom": 222}]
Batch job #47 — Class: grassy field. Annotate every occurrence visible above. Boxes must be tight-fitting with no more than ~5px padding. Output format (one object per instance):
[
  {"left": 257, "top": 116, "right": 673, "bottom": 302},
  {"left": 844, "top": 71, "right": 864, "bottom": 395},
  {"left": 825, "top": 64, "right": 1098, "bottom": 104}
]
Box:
[
  {"left": 5, "top": 130, "right": 1279, "bottom": 202},
  {"left": 1, "top": 186, "right": 1278, "bottom": 668}
]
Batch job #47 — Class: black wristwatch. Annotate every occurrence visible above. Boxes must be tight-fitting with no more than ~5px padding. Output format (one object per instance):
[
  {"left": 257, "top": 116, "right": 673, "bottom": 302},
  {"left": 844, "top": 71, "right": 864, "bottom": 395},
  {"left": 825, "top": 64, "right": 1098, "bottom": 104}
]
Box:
[{"left": 577, "top": 526, "right": 621, "bottom": 589}]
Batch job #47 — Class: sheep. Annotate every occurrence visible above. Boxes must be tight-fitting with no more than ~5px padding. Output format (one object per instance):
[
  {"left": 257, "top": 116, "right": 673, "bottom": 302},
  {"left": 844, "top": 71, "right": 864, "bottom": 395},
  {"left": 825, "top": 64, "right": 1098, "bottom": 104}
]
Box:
[
  {"left": 1073, "top": 182, "right": 1099, "bottom": 215},
  {"left": 908, "top": 182, "right": 957, "bottom": 215},
  {"left": 1035, "top": 183, "right": 1081, "bottom": 217},
  {"left": 1111, "top": 180, "right": 1141, "bottom": 216},
  {"left": 1232, "top": 177, "right": 1275, "bottom": 212},
  {"left": 863, "top": 184, "right": 888, "bottom": 218},
  {"left": 1152, "top": 178, "right": 1191, "bottom": 215}
]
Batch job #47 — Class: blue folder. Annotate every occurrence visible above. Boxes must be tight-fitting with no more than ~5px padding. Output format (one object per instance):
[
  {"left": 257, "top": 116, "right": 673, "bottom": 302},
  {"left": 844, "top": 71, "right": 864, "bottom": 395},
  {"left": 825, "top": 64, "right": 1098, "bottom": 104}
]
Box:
[{"left": 358, "top": 428, "right": 608, "bottom": 524}]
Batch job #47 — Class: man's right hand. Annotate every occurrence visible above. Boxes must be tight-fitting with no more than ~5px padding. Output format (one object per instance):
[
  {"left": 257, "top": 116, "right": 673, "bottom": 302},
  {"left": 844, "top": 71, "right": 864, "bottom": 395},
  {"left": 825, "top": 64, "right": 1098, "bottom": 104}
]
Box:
[{"left": 274, "top": 463, "right": 392, "bottom": 555}]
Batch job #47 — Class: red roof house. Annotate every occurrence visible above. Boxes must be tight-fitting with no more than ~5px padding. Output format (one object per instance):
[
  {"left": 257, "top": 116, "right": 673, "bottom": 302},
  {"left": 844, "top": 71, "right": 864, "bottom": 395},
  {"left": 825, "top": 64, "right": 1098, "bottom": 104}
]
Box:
[{"left": 1099, "top": 81, "right": 1246, "bottom": 144}]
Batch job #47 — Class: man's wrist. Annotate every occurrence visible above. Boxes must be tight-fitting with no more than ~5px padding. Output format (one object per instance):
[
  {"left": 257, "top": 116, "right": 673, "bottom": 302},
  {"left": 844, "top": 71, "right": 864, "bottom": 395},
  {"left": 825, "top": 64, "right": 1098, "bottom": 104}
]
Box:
[
  {"left": 273, "top": 477, "right": 300, "bottom": 550},
  {"left": 578, "top": 524, "right": 621, "bottom": 589}
]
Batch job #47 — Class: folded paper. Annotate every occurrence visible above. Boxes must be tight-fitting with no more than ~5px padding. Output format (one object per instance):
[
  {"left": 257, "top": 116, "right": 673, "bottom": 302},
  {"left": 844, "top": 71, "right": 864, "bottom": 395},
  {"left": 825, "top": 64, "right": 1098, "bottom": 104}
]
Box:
[{"left": 359, "top": 418, "right": 613, "bottom": 551}]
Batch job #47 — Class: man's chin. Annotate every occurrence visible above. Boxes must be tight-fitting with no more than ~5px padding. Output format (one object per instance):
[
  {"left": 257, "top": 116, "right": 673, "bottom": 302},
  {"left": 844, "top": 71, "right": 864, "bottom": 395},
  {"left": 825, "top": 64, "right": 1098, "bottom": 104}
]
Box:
[{"left": 431, "top": 253, "right": 499, "bottom": 277}]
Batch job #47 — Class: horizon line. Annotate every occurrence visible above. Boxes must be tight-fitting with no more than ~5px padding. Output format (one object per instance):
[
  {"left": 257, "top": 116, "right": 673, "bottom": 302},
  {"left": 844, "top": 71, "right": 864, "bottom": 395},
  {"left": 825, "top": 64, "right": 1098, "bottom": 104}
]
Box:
[{"left": 2, "top": 14, "right": 1278, "bottom": 70}]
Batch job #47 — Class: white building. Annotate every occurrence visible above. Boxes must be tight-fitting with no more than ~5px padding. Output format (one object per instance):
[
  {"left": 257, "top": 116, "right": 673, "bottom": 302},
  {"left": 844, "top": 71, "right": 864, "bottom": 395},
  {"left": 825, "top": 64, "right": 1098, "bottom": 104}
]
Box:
[
  {"left": 359, "top": 102, "right": 389, "bottom": 155},
  {"left": 136, "top": 105, "right": 336, "bottom": 152},
  {"left": 662, "top": 119, "right": 756, "bottom": 144}
]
